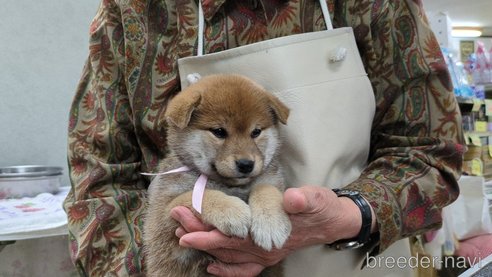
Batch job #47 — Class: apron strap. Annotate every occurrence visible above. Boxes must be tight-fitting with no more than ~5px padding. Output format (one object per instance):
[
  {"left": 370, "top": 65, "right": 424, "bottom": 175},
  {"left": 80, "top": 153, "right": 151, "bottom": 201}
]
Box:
[
  {"left": 196, "top": 0, "right": 334, "bottom": 56},
  {"left": 318, "top": 0, "right": 334, "bottom": 30},
  {"left": 197, "top": 0, "right": 205, "bottom": 57}
]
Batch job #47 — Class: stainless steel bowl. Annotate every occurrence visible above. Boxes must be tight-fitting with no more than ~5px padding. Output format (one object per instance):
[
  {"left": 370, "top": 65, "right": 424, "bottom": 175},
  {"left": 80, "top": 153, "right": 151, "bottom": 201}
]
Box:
[{"left": 0, "top": 165, "right": 63, "bottom": 199}]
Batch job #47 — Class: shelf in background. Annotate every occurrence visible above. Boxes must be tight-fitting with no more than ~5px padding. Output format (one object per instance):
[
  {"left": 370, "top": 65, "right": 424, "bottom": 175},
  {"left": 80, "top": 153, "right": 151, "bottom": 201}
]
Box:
[
  {"left": 465, "top": 131, "right": 492, "bottom": 138},
  {"left": 456, "top": 83, "right": 492, "bottom": 105},
  {"left": 482, "top": 83, "right": 492, "bottom": 93},
  {"left": 457, "top": 97, "right": 483, "bottom": 105}
]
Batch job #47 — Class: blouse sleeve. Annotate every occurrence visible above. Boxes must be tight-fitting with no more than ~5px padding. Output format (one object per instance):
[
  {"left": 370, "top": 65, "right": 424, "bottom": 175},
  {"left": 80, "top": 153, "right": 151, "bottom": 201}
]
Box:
[
  {"left": 63, "top": 1, "right": 148, "bottom": 275},
  {"left": 338, "top": 0, "right": 465, "bottom": 253}
]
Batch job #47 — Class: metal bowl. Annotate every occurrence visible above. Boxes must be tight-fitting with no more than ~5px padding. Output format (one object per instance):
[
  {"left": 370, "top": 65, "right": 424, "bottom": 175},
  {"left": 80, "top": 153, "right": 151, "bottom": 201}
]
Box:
[{"left": 0, "top": 165, "right": 63, "bottom": 199}]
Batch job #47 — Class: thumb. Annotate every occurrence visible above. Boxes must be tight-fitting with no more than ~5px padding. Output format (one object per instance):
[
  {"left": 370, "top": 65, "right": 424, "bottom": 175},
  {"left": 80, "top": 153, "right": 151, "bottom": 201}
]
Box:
[{"left": 283, "top": 186, "right": 333, "bottom": 214}]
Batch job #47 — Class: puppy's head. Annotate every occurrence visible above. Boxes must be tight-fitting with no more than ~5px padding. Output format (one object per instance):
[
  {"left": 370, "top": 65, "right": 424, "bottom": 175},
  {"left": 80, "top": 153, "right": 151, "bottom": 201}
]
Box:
[{"left": 163, "top": 74, "right": 289, "bottom": 185}]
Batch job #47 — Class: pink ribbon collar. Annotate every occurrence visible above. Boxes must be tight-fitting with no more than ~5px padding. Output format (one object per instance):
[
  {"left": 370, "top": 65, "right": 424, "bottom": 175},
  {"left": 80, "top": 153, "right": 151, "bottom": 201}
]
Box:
[{"left": 141, "top": 166, "right": 208, "bottom": 213}]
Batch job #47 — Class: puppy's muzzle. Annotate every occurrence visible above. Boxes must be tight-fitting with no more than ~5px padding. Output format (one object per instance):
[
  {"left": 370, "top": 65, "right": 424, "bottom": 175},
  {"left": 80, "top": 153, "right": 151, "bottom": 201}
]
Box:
[{"left": 235, "top": 159, "right": 254, "bottom": 174}]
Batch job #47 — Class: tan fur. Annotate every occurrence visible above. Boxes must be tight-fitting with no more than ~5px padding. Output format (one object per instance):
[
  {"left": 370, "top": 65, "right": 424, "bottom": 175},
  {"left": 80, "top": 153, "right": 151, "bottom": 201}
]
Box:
[{"left": 144, "top": 74, "right": 291, "bottom": 276}]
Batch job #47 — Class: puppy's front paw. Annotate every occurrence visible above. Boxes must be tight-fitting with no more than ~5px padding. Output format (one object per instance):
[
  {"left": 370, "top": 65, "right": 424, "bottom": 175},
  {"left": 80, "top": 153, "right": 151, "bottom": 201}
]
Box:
[
  {"left": 250, "top": 209, "right": 291, "bottom": 251},
  {"left": 202, "top": 196, "right": 251, "bottom": 238}
]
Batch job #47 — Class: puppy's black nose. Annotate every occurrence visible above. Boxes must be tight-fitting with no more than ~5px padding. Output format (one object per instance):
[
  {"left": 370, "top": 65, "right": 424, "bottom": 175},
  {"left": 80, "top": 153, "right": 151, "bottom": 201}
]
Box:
[{"left": 235, "top": 159, "right": 254, "bottom": 174}]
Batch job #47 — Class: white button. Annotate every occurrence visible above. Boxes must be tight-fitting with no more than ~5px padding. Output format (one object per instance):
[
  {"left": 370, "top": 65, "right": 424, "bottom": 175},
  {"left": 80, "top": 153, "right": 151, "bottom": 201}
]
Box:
[
  {"left": 329, "top": 47, "right": 347, "bottom": 63},
  {"left": 186, "top": 73, "right": 202, "bottom": 84}
]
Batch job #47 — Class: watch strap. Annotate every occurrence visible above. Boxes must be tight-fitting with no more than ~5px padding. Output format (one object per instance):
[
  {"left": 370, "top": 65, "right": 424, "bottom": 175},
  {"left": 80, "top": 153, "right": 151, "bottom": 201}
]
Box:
[{"left": 328, "top": 189, "right": 373, "bottom": 250}]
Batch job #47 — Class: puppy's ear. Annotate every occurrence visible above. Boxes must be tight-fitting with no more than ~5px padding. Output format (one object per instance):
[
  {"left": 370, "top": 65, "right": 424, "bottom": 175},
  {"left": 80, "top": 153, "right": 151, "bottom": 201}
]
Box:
[
  {"left": 164, "top": 89, "right": 202, "bottom": 129},
  {"left": 267, "top": 94, "right": 289, "bottom": 125}
]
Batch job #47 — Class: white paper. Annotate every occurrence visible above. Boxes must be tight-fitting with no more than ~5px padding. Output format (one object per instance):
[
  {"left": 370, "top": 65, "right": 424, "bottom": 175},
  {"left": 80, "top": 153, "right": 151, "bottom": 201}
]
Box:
[{"left": 0, "top": 186, "right": 69, "bottom": 239}]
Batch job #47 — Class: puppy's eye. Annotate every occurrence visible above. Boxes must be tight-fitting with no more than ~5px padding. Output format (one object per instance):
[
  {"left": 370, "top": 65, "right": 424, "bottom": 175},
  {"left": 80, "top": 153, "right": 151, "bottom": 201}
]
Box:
[
  {"left": 210, "top": 128, "right": 227, "bottom": 139},
  {"left": 251, "top": 128, "right": 262, "bottom": 138}
]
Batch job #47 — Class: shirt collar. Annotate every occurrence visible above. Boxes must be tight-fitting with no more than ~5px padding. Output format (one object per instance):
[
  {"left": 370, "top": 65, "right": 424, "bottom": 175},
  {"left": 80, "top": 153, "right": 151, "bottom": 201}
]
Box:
[{"left": 201, "top": 0, "right": 227, "bottom": 21}]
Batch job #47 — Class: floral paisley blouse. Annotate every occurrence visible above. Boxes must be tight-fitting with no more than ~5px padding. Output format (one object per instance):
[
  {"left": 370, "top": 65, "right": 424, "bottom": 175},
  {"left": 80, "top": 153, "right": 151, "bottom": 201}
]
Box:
[{"left": 64, "top": 0, "right": 464, "bottom": 275}]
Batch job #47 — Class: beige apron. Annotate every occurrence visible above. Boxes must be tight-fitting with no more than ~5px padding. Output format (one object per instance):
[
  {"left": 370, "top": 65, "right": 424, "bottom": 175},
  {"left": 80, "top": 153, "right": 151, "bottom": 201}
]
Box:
[{"left": 178, "top": 1, "right": 413, "bottom": 276}]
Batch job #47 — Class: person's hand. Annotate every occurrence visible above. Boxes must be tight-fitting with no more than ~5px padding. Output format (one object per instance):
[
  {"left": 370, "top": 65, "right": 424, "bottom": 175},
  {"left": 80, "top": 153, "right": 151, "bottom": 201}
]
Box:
[{"left": 170, "top": 186, "right": 363, "bottom": 277}]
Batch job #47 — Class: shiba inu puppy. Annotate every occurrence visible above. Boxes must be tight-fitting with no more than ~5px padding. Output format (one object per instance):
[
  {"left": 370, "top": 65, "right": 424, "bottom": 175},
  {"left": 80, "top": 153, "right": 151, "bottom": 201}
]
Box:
[{"left": 144, "top": 74, "right": 292, "bottom": 277}]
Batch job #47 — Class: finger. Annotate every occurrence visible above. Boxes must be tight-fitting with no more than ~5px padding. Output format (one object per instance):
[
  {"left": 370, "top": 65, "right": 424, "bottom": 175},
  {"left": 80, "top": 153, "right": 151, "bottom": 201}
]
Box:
[
  {"left": 181, "top": 231, "right": 284, "bottom": 266},
  {"left": 179, "top": 229, "right": 245, "bottom": 250},
  {"left": 207, "top": 261, "right": 265, "bottom": 277},
  {"left": 283, "top": 188, "right": 307, "bottom": 214},
  {"left": 205, "top": 248, "right": 265, "bottom": 265},
  {"left": 175, "top": 227, "right": 187, "bottom": 238},
  {"left": 170, "top": 206, "right": 213, "bottom": 232}
]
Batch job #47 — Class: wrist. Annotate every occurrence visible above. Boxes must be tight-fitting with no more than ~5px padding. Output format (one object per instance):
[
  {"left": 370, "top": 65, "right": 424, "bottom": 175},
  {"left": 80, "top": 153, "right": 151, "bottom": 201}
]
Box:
[
  {"left": 337, "top": 196, "right": 362, "bottom": 240},
  {"left": 328, "top": 189, "right": 375, "bottom": 250}
]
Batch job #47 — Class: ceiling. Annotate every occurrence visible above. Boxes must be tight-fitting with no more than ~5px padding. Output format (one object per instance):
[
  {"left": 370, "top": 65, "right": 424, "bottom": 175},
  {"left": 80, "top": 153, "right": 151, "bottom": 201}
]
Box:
[{"left": 423, "top": 0, "right": 492, "bottom": 37}]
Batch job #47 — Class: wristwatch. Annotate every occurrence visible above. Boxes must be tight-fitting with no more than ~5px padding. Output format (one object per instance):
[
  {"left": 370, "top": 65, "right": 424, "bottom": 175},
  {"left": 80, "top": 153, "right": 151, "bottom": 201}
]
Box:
[{"left": 327, "top": 189, "right": 373, "bottom": 250}]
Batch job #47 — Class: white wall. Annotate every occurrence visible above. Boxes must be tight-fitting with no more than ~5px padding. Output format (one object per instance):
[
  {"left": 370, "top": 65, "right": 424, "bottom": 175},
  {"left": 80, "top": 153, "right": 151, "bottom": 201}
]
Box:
[{"left": 0, "top": 1, "right": 100, "bottom": 186}]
